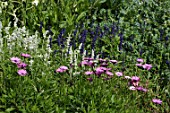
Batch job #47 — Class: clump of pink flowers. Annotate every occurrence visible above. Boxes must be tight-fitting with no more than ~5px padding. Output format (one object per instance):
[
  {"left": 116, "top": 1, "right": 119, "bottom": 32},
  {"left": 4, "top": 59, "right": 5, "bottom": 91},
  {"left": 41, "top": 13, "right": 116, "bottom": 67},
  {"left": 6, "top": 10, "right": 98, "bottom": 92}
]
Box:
[
  {"left": 10, "top": 53, "right": 31, "bottom": 76},
  {"left": 136, "top": 58, "right": 152, "bottom": 70}
]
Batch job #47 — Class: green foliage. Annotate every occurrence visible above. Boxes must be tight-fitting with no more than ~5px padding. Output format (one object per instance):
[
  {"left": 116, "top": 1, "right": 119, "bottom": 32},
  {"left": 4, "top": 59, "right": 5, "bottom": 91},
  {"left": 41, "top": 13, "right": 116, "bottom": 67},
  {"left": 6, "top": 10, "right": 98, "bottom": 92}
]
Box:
[{"left": 0, "top": 0, "right": 170, "bottom": 112}]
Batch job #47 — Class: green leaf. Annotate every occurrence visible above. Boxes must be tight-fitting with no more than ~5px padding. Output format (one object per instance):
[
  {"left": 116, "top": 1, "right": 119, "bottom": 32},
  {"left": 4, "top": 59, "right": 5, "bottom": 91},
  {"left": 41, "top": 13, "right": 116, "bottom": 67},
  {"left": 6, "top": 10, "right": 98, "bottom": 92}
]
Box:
[
  {"left": 76, "top": 12, "right": 86, "bottom": 22},
  {"left": 5, "top": 108, "right": 15, "bottom": 112},
  {"left": 99, "top": 0, "right": 107, "bottom": 4}
]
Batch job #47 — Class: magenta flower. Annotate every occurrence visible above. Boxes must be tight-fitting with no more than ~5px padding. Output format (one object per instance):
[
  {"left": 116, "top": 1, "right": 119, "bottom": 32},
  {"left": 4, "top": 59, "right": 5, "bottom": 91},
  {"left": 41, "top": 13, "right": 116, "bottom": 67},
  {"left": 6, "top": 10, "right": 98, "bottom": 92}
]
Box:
[
  {"left": 152, "top": 98, "right": 162, "bottom": 104},
  {"left": 17, "top": 62, "right": 27, "bottom": 68},
  {"left": 85, "top": 71, "right": 94, "bottom": 75},
  {"left": 109, "top": 60, "right": 118, "bottom": 64},
  {"left": 131, "top": 76, "right": 140, "bottom": 86},
  {"left": 105, "top": 71, "right": 113, "bottom": 76},
  {"left": 143, "top": 64, "right": 152, "bottom": 70},
  {"left": 17, "top": 69, "right": 27, "bottom": 76},
  {"left": 10, "top": 57, "right": 21, "bottom": 64},
  {"left": 115, "top": 72, "right": 123, "bottom": 76},
  {"left": 137, "top": 58, "right": 144, "bottom": 63},
  {"left": 95, "top": 67, "right": 104, "bottom": 75},
  {"left": 21, "top": 53, "right": 31, "bottom": 58}
]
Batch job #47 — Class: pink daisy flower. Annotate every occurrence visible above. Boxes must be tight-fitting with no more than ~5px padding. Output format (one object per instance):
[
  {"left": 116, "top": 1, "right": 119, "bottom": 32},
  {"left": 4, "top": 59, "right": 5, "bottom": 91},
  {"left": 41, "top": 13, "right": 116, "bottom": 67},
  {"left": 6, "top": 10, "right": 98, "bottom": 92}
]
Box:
[
  {"left": 124, "top": 76, "right": 131, "bottom": 79},
  {"left": 17, "top": 62, "right": 27, "bottom": 69},
  {"left": 10, "top": 57, "right": 21, "bottom": 64},
  {"left": 115, "top": 72, "right": 123, "bottom": 76},
  {"left": 105, "top": 71, "right": 113, "bottom": 76},
  {"left": 152, "top": 98, "right": 162, "bottom": 104},
  {"left": 129, "top": 86, "right": 136, "bottom": 90},
  {"left": 143, "top": 64, "right": 152, "bottom": 70},
  {"left": 85, "top": 71, "right": 94, "bottom": 75},
  {"left": 59, "top": 66, "right": 68, "bottom": 70},
  {"left": 17, "top": 69, "right": 27, "bottom": 76},
  {"left": 56, "top": 66, "right": 68, "bottom": 73},
  {"left": 109, "top": 60, "right": 118, "bottom": 64},
  {"left": 21, "top": 53, "right": 31, "bottom": 58},
  {"left": 137, "top": 58, "right": 144, "bottom": 63},
  {"left": 136, "top": 86, "right": 148, "bottom": 92}
]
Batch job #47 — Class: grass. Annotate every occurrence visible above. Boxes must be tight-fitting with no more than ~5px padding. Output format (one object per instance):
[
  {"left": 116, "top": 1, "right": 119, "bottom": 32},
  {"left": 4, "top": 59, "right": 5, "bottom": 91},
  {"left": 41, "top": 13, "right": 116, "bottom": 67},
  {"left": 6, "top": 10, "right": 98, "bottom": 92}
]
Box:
[{"left": 0, "top": 0, "right": 170, "bottom": 113}]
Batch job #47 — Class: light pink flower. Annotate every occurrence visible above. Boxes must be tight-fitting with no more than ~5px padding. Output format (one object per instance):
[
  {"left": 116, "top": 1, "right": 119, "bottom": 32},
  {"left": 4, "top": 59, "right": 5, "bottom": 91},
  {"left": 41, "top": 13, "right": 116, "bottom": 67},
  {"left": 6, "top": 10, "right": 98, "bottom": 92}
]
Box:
[
  {"left": 59, "top": 66, "right": 68, "bottom": 70},
  {"left": 131, "top": 76, "right": 140, "bottom": 82},
  {"left": 85, "top": 71, "right": 94, "bottom": 75},
  {"left": 80, "top": 60, "right": 94, "bottom": 67},
  {"left": 115, "top": 72, "right": 123, "bottom": 76},
  {"left": 21, "top": 53, "right": 31, "bottom": 58},
  {"left": 124, "top": 76, "right": 131, "bottom": 79},
  {"left": 10, "top": 57, "right": 21, "bottom": 64},
  {"left": 129, "top": 86, "right": 136, "bottom": 90},
  {"left": 17, "top": 69, "right": 27, "bottom": 76},
  {"left": 152, "top": 98, "right": 162, "bottom": 104},
  {"left": 98, "top": 58, "right": 108, "bottom": 63},
  {"left": 136, "top": 86, "right": 148, "bottom": 92},
  {"left": 109, "top": 60, "right": 118, "bottom": 64},
  {"left": 105, "top": 71, "right": 113, "bottom": 76},
  {"left": 137, "top": 58, "right": 144, "bottom": 63},
  {"left": 56, "top": 68, "right": 65, "bottom": 73},
  {"left": 56, "top": 66, "right": 68, "bottom": 73},
  {"left": 143, "top": 64, "right": 152, "bottom": 70}
]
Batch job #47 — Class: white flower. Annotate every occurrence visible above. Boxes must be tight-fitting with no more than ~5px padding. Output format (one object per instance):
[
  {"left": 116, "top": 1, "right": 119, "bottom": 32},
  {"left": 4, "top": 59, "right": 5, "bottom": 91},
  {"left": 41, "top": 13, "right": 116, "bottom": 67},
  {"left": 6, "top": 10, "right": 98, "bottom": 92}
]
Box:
[{"left": 32, "top": 0, "right": 39, "bottom": 6}]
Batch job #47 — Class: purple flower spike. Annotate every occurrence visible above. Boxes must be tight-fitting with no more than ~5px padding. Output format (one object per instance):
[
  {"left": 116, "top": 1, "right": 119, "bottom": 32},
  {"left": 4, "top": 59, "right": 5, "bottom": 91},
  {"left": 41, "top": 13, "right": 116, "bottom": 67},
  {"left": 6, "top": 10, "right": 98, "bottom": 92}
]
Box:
[{"left": 152, "top": 98, "right": 162, "bottom": 104}]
